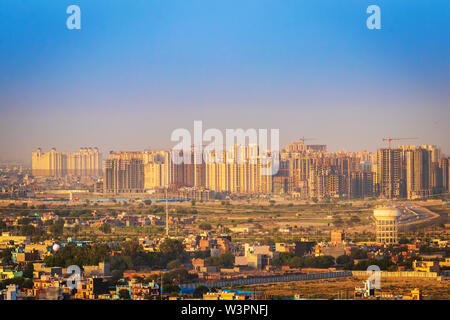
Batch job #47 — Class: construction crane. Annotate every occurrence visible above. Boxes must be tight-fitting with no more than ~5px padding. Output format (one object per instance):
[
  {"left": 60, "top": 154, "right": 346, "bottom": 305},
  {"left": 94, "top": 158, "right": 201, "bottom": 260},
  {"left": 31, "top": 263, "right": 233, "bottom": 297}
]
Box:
[
  {"left": 382, "top": 137, "right": 418, "bottom": 149},
  {"left": 298, "top": 137, "right": 316, "bottom": 144}
]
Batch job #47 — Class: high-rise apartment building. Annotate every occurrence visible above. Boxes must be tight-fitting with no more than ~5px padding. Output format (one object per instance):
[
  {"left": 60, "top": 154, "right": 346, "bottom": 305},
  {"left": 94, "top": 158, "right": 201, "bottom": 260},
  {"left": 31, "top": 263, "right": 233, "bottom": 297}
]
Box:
[
  {"left": 143, "top": 150, "right": 171, "bottom": 190},
  {"left": 103, "top": 150, "right": 173, "bottom": 193},
  {"left": 350, "top": 171, "right": 374, "bottom": 199},
  {"left": 376, "top": 148, "right": 405, "bottom": 199},
  {"left": 441, "top": 158, "right": 449, "bottom": 194},
  {"left": 66, "top": 147, "right": 101, "bottom": 177},
  {"left": 32, "top": 148, "right": 65, "bottom": 177},
  {"left": 405, "top": 147, "right": 431, "bottom": 199},
  {"left": 203, "top": 145, "right": 273, "bottom": 194},
  {"left": 103, "top": 157, "right": 144, "bottom": 194},
  {"left": 144, "top": 162, "right": 167, "bottom": 189},
  {"left": 306, "top": 145, "right": 327, "bottom": 153},
  {"left": 31, "top": 143, "right": 445, "bottom": 200},
  {"left": 32, "top": 148, "right": 101, "bottom": 177}
]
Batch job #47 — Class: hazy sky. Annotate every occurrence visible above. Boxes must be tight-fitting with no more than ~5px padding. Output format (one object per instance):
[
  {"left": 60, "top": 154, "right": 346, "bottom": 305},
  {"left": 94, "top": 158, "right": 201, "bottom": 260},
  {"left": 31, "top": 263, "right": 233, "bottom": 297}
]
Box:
[{"left": 1, "top": 0, "right": 449, "bottom": 163}]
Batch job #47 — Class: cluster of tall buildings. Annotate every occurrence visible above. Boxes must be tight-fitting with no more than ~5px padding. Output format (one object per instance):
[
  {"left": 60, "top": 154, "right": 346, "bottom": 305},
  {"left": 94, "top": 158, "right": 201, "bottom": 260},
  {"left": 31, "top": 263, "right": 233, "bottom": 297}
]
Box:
[
  {"left": 31, "top": 148, "right": 101, "bottom": 177},
  {"left": 377, "top": 145, "right": 448, "bottom": 199},
  {"left": 270, "top": 142, "right": 448, "bottom": 200},
  {"left": 102, "top": 151, "right": 164, "bottom": 194},
  {"left": 274, "top": 142, "right": 377, "bottom": 199},
  {"left": 102, "top": 146, "right": 273, "bottom": 194},
  {"left": 31, "top": 142, "right": 450, "bottom": 199}
]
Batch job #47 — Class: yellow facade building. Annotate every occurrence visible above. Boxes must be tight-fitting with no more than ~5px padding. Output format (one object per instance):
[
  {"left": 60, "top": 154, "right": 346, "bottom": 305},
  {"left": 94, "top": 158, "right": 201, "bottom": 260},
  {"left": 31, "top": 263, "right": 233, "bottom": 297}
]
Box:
[{"left": 32, "top": 147, "right": 101, "bottom": 177}]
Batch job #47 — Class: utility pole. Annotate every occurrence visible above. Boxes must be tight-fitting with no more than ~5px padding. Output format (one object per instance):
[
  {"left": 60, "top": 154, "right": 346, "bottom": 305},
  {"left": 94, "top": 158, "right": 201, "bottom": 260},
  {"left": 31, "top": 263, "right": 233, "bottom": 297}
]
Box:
[
  {"left": 160, "top": 271, "right": 163, "bottom": 300},
  {"left": 165, "top": 188, "right": 169, "bottom": 237}
]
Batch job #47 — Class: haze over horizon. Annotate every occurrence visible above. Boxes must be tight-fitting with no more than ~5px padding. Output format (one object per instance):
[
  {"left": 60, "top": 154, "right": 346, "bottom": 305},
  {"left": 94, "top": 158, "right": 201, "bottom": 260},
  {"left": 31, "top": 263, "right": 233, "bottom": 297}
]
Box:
[{"left": 1, "top": 0, "right": 449, "bottom": 163}]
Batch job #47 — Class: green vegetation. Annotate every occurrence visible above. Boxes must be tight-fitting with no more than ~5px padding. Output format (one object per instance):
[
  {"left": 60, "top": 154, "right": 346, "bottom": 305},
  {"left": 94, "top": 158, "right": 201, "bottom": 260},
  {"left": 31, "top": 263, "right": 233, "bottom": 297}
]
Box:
[
  {"left": 336, "top": 255, "right": 354, "bottom": 269},
  {"left": 1, "top": 248, "right": 13, "bottom": 265},
  {"left": 99, "top": 223, "right": 112, "bottom": 234},
  {"left": 193, "top": 285, "right": 209, "bottom": 298},
  {"left": 23, "top": 262, "right": 34, "bottom": 279},
  {"left": 350, "top": 247, "right": 368, "bottom": 259},
  {"left": 199, "top": 222, "right": 212, "bottom": 231},
  {"left": 44, "top": 243, "right": 111, "bottom": 268},
  {"left": 0, "top": 277, "right": 33, "bottom": 290},
  {"left": 206, "top": 253, "right": 235, "bottom": 267},
  {"left": 353, "top": 258, "right": 397, "bottom": 271},
  {"left": 49, "top": 220, "right": 65, "bottom": 237},
  {"left": 118, "top": 288, "right": 130, "bottom": 299},
  {"left": 272, "top": 252, "right": 335, "bottom": 268}
]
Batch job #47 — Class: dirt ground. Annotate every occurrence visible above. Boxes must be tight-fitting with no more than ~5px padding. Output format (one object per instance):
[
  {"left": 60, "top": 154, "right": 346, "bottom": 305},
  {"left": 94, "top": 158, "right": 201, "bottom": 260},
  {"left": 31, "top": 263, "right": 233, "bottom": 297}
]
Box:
[{"left": 227, "top": 276, "right": 450, "bottom": 300}]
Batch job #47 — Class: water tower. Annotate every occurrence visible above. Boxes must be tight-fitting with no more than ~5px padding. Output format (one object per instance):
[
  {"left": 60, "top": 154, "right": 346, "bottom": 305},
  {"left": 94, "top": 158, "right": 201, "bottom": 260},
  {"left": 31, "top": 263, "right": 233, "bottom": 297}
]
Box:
[{"left": 373, "top": 207, "right": 401, "bottom": 244}]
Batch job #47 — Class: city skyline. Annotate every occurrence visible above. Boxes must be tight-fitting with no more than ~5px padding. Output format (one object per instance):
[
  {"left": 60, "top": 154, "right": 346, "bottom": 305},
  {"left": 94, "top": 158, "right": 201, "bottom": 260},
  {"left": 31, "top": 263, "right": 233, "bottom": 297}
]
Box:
[
  {"left": 1, "top": 1, "right": 449, "bottom": 306},
  {"left": 1, "top": 1, "right": 450, "bottom": 161},
  {"left": 29, "top": 143, "right": 449, "bottom": 201},
  {"left": 1, "top": 138, "right": 447, "bottom": 166},
  {"left": 1, "top": 135, "right": 449, "bottom": 166}
]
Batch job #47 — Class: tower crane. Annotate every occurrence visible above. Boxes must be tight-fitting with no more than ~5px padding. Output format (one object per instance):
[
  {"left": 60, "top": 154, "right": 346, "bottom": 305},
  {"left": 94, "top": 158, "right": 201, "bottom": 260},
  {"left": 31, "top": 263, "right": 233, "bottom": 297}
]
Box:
[
  {"left": 298, "top": 137, "right": 316, "bottom": 144},
  {"left": 382, "top": 137, "right": 418, "bottom": 149}
]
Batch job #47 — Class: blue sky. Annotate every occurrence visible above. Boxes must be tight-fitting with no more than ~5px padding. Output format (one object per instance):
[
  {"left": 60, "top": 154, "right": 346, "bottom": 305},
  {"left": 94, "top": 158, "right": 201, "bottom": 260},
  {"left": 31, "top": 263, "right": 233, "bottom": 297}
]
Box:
[{"left": 0, "top": 0, "right": 449, "bottom": 162}]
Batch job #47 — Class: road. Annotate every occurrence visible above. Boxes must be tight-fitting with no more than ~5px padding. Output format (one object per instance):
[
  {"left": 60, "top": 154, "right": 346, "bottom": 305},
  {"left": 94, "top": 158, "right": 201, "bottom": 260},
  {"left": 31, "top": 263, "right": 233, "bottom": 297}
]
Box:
[{"left": 399, "top": 203, "right": 440, "bottom": 226}]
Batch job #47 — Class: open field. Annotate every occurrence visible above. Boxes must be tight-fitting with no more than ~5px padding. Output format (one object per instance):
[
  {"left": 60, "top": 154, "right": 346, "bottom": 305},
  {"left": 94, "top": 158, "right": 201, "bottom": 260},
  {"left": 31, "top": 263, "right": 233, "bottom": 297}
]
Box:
[
  {"left": 227, "top": 276, "right": 450, "bottom": 300},
  {"left": 2, "top": 199, "right": 448, "bottom": 243}
]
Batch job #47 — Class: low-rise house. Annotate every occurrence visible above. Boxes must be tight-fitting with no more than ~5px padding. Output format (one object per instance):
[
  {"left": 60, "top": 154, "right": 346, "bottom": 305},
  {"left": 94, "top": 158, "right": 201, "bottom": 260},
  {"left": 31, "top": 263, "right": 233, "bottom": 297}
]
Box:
[
  {"left": 0, "top": 267, "right": 23, "bottom": 280},
  {"left": 33, "top": 263, "right": 63, "bottom": 277},
  {"left": 413, "top": 260, "right": 440, "bottom": 273},
  {"left": 83, "top": 262, "right": 110, "bottom": 277},
  {"left": 439, "top": 258, "right": 450, "bottom": 268},
  {"left": 75, "top": 277, "right": 110, "bottom": 300},
  {"left": 115, "top": 279, "right": 159, "bottom": 300}
]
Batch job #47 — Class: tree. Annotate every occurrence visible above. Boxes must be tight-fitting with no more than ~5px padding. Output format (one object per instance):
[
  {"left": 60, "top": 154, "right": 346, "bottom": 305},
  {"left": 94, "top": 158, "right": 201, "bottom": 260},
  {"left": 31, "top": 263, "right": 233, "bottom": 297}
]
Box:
[
  {"left": 193, "top": 250, "right": 210, "bottom": 259},
  {"left": 193, "top": 285, "right": 209, "bottom": 298},
  {"left": 72, "top": 224, "right": 81, "bottom": 235},
  {"left": 23, "top": 262, "right": 34, "bottom": 278},
  {"left": 399, "top": 237, "right": 410, "bottom": 244},
  {"left": 163, "top": 284, "right": 180, "bottom": 294},
  {"left": 288, "top": 256, "right": 302, "bottom": 268},
  {"left": 350, "top": 247, "right": 368, "bottom": 259},
  {"left": 44, "top": 243, "right": 111, "bottom": 268},
  {"left": 350, "top": 216, "right": 361, "bottom": 223},
  {"left": 353, "top": 258, "right": 395, "bottom": 271},
  {"left": 336, "top": 255, "right": 354, "bottom": 269},
  {"left": 1, "top": 248, "right": 13, "bottom": 265},
  {"left": 50, "top": 220, "right": 64, "bottom": 237},
  {"left": 159, "top": 239, "right": 185, "bottom": 258},
  {"left": 199, "top": 223, "right": 212, "bottom": 231},
  {"left": 0, "top": 277, "right": 33, "bottom": 290},
  {"left": 119, "top": 289, "right": 130, "bottom": 300},
  {"left": 110, "top": 269, "right": 123, "bottom": 283},
  {"left": 333, "top": 218, "right": 344, "bottom": 227},
  {"left": 206, "top": 253, "right": 235, "bottom": 267},
  {"left": 167, "top": 259, "right": 181, "bottom": 269},
  {"left": 17, "top": 217, "right": 31, "bottom": 225},
  {"left": 20, "top": 225, "right": 36, "bottom": 237},
  {"left": 99, "top": 223, "right": 112, "bottom": 234},
  {"left": 121, "top": 241, "right": 144, "bottom": 256}
]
